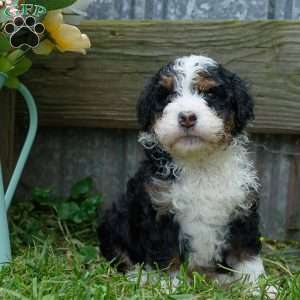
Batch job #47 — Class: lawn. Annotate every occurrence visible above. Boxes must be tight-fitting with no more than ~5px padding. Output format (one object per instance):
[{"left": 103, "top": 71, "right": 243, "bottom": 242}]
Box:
[{"left": 0, "top": 179, "right": 299, "bottom": 300}]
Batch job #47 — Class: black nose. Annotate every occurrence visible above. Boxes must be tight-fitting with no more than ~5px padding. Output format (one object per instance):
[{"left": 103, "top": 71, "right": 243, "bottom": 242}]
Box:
[{"left": 178, "top": 111, "right": 197, "bottom": 128}]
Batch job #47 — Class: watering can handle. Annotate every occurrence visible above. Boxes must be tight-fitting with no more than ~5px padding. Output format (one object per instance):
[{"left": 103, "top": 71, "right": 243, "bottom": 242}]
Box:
[
  {"left": 0, "top": 73, "right": 38, "bottom": 209},
  {"left": 0, "top": 73, "right": 38, "bottom": 264},
  {"left": 2, "top": 80, "right": 38, "bottom": 209}
]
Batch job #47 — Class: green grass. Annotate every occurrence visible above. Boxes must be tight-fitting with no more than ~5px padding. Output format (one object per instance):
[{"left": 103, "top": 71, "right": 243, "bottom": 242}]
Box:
[{"left": 0, "top": 199, "right": 299, "bottom": 300}]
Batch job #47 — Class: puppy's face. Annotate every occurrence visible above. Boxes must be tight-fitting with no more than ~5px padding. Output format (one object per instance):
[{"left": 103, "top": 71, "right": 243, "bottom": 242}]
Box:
[{"left": 138, "top": 55, "right": 254, "bottom": 159}]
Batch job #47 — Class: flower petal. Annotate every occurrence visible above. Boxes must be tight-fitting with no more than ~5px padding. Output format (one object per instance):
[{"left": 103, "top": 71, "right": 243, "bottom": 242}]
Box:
[
  {"left": 43, "top": 10, "right": 91, "bottom": 55},
  {"left": 43, "top": 10, "right": 63, "bottom": 33},
  {"left": 53, "top": 24, "right": 91, "bottom": 54}
]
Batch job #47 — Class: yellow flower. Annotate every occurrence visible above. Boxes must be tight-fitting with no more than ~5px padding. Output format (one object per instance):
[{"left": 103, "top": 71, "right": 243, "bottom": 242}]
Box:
[{"left": 35, "top": 10, "right": 91, "bottom": 55}]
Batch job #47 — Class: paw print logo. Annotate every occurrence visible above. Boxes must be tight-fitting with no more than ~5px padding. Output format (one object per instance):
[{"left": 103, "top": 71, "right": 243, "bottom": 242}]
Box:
[{"left": 4, "top": 15, "right": 45, "bottom": 49}]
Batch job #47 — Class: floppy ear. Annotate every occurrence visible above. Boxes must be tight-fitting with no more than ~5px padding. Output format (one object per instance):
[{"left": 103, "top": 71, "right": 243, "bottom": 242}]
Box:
[
  {"left": 230, "top": 74, "right": 254, "bottom": 135},
  {"left": 137, "top": 69, "right": 174, "bottom": 131}
]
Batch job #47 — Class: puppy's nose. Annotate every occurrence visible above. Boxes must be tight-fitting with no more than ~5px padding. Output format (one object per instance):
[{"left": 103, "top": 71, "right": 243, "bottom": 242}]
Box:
[{"left": 178, "top": 111, "right": 197, "bottom": 128}]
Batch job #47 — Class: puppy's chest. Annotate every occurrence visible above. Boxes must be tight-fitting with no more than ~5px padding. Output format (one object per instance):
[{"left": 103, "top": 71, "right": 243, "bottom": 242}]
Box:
[
  {"left": 149, "top": 153, "right": 255, "bottom": 265},
  {"left": 152, "top": 165, "right": 246, "bottom": 215},
  {"left": 170, "top": 165, "right": 247, "bottom": 224}
]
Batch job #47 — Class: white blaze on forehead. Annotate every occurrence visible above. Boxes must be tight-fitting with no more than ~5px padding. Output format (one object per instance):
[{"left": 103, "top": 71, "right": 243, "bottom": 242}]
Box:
[{"left": 173, "top": 55, "right": 217, "bottom": 95}]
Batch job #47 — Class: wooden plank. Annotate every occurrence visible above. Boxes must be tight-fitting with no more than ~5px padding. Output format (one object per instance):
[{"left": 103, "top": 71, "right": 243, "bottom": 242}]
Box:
[
  {"left": 286, "top": 137, "right": 300, "bottom": 240},
  {"left": 0, "top": 89, "right": 15, "bottom": 187},
  {"left": 17, "top": 20, "right": 300, "bottom": 133}
]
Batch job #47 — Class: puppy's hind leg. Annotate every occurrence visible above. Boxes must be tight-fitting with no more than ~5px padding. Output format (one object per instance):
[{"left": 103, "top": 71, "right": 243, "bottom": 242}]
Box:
[{"left": 97, "top": 200, "right": 133, "bottom": 273}]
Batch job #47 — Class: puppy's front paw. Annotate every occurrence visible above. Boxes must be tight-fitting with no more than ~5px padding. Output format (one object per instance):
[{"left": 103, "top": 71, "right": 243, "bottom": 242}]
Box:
[
  {"left": 250, "top": 284, "right": 278, "bottom": 299},
  {"left": 264, "top": 285, "right": 278, "bottom": 299}
]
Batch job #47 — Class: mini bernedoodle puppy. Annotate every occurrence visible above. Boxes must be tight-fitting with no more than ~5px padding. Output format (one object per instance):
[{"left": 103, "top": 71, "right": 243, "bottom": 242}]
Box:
[{"left": 98, "top": 55, "right": 275, "bottom": 294}]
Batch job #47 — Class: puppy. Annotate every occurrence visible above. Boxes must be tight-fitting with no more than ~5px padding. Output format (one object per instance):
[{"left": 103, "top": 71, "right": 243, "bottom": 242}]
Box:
[{"left": 98, "top": 55, "right": 268, "bottom": 290}]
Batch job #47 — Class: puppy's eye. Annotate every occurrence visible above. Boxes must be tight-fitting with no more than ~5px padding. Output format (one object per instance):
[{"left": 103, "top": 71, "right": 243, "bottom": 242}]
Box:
[
  {"left": 196, "top": 72, "right": 218, "bottom": 94},
  {"left": 203, "top": 87, "right": 217, "bottom": 97},
  {"left": 196, "top": 85, "right": 219, "bottom": 98}
]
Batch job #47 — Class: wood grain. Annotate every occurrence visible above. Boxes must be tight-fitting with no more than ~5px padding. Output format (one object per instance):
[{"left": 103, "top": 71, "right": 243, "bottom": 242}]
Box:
[
  {"left": 0, "top": 89, "right": 15, "bottom": 187},
  {"left": 17, "top": 20, "right": 300, "bottom": 133}
]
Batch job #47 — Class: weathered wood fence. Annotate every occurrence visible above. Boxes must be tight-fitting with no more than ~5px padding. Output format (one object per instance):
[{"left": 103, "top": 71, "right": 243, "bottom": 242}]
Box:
[
  {"left": 17, "top": 20, "right": 300, "bottom": 133},
  {"left": 1, "top": 20, "right": 300, "bottom": 240}
]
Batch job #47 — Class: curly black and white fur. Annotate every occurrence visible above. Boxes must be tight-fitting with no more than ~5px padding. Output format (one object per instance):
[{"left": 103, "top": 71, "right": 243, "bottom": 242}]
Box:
[{"left": 98, "top": 55, "right": 271, "bottom": 291}]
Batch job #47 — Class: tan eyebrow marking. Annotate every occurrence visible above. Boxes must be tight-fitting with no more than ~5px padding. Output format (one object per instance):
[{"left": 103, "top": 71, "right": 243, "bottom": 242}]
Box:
[
  {"left": 197, "top": 72, "right": 218, "bottom": 92},
  {"left": 159, "top": 75, "right": 174, "bottom": 90}
]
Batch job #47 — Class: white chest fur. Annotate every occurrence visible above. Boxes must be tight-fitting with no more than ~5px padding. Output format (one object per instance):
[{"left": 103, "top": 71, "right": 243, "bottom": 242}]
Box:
[{"left": 150, "top": 137, "right": 258, "bottom": 267}]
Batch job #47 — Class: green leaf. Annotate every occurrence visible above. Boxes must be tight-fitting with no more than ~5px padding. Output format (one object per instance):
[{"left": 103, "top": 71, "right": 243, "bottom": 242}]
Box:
[
  {"left": 86, "top": 195, "right": 102, "bottom": 206},
  {"left": 31, "top": 187, "right": 55, "bottom": 205},
  {"left": 82, "top": 195, "right": 102, "bottom": 215},
  {"left": 0, "top": 56, "right": 13, "bottom": 73},
  {"left": 7, "top": 49, "right": 25, "bottom": 63},
  {"left": 24, "top": 0, "right": 77, "bottom": 11},
  {"left": 4, "top": 75, "right": 20, "bottom": 89},
  {"left": 56, "top": 202, "right": 80, "bottom": 221},
  {"left": 9, "top": 56, "right": 32, "bottom": 76},
  {"left": 4, "top": 77, "right": 20, "bottom": 89},
  {"left": 71, "top": 177, "right": 93, "bottom": 199},
  {"left": 0, "top": 33, "right": 11, "bottom": 53},
  {"left": 72, "top": 210, "right": 87, "bottom": 223}
]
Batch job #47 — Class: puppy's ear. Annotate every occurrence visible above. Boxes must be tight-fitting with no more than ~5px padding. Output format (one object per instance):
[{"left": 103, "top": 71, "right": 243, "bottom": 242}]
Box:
[
  {"left": 230, "top": 73, "right": 254, "bottom": 135},
  {"left": 137, "top": 69, "right": 174, "bottom": 131}
]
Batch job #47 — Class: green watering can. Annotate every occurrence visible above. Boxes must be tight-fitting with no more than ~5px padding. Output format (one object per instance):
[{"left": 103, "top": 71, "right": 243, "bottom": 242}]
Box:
[{"left": 0, "top": 72, "right": 38, "bottom": 265}]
